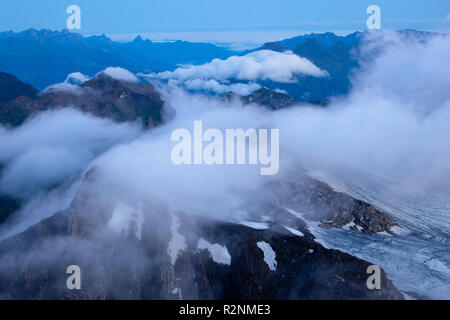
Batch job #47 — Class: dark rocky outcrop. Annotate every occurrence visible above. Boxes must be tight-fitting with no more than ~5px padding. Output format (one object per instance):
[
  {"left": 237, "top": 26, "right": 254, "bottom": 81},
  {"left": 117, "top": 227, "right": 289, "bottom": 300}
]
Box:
[
  {"left": 223, "top": 87, "right": 298, "bottom": 110},
  {"left": 242, "top": 88, "right": 297, "bottom": 110},
  {"left": 268, "top": 174, "right": 397, "bottom": 234}
]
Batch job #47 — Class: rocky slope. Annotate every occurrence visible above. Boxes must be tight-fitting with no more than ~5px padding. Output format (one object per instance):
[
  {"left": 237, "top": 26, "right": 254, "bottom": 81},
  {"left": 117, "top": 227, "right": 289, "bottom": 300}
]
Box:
[
  {"left": 223, "top": 87, "right": 299, "bottom": 110},
  {"left": 268, "top": 175, "right": 398, "bottom": 234}
]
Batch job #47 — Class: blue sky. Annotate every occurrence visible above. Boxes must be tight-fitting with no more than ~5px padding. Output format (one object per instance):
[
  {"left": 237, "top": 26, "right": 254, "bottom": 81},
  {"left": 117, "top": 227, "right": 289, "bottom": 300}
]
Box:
[{"left": 0, "top": 0, "right": 448, "bottom": 45}]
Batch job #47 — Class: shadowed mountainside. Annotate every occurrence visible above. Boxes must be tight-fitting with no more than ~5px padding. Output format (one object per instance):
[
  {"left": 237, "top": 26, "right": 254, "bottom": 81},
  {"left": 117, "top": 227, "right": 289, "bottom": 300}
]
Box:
[{"left": 0, "top": 72, "right": 39, "bottom": 104}]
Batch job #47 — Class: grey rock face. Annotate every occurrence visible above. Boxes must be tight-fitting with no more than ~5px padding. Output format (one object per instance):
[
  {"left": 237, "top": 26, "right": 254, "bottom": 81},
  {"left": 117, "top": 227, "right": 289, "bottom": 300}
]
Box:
[{"left": 268, "top": 175, "right": 398, "bottom": 234}]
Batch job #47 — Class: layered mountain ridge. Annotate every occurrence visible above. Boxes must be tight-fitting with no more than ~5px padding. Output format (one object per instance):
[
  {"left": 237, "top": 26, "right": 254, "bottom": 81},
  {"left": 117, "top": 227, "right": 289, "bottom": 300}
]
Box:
[{"left": 0, "top": 28, "right": 236, "bottom": 90}]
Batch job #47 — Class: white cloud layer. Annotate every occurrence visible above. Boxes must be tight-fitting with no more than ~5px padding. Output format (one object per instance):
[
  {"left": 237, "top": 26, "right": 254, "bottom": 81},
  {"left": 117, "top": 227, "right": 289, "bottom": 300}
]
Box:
[
  {"left": 66, "top": 72, "right": 90, "bottom": 85},
  {"left": 144, "top": 50, "right": 327, "bottom": 95},
  {"left": 156, "top": 50, "right": 327, "bottom": 83},
  {"left": 274, "top": 31, "right": 450, "bottom": 195},
  {"left": 91, "top": 31, "right": 450, "bottom": 221},
  {"left": 170, "top": 79, "right": 261, "bottom": 96},
  {"left": 0, "top": 108, "right": 142, "bottom": 199}
]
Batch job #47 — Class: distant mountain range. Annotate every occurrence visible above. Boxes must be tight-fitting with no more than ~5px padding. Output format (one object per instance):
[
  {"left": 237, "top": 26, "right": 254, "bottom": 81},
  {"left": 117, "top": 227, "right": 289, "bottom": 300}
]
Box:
[
  {"left": 260, "top": 31, "right": 362, "bottom": 51},
  {"left": 0, "top": 28, "right": 439, "bottom": 105},
  {"left": 0, "top": 29, "right": 236, "bottom": 90},
  {"left": 252, "top": 33, "right": 361, "bottom": 102}
]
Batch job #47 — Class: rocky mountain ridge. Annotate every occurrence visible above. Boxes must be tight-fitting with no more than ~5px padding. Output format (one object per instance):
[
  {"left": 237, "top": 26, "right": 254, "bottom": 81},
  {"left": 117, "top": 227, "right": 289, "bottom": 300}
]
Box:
[{"left": 0, "top": 71, "right": 164, "bottom": 127}]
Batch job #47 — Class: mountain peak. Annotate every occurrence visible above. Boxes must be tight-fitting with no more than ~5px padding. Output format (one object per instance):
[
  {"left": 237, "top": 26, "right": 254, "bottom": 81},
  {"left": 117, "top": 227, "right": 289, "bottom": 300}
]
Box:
[
  {"left": 133, "top": 35, "right": 144, "bottom": 43},
  {"left": 81, "top": 72, "right": 124, "bottom": 89},
  {"left": 241, "top": 87, "right": 297, "bottom": 110},
  {"left": 87, "top": 33, "right": 111, "bottom": 43},
  {"left": 15, "top": 28, "right": 85, "bottom": 42},
  {"left": 132, "top": 35, "right": 152, "bottom": 44}
]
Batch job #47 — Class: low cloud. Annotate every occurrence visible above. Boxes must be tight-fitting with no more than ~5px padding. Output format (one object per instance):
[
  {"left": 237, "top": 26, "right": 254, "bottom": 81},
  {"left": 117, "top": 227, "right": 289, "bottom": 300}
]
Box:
[
  {"left": 91, "top": 88, "right": 271, "bottom": 218},
  {"left": 66, "top": 72, "right": 90, "bottom": 85},
  {"left": 43, "top": 72, "right": 90, "bottom": 95},
  {"left": 144, "top": 50, "right": 327, "bottom": 95},
  {"left": 43, "top": 68, "right": 139, "bottom": 95},
  {"left": 155, "top": 50, "right": 327, "bottom": 83},
  {"left": 171, "top": 79, "right": 261, "bottom": 96},
  {"left": 100, "top": 67, "right": 139, "bottom": 82},
  {"left": 274, "top": 31, "right": 450, "bottom": 195},
  {"left": 354, "top": 31, "right": 450, "bottom": 113},
  {"left": 0, "top": 108, "right": 143, "bottom": 237},
  {"left": 43, "top": 82, "right": 82, "bottom": 95},
  {"left": 0, "top": 108, "right": 142, "bottom": 199}
]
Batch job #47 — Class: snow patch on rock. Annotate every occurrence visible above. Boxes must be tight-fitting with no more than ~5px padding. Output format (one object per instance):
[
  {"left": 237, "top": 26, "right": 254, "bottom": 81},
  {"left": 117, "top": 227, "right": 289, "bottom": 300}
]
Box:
[
  {"left": 240, "top": 221, "right": 269, "bottom": 230},
  {"left": 257, "top": 241, "right": 277, "bottom": 271},
  {"left": 282, "top": 207, "right": 307, "bottom": 220},
  {"left": 284, "top": 226, "right": 304, "bottom": 237},
  {"left": 167, "top": 214, "right": 187, "bottom": 266},
  {"left": 391, "top": 225, "right": 410, "bottom": 236},
  {"left": 197, "top": 238, "right": 231, "bottom": 265},
  {"left": 172, "top": 287, "right": 182, "bottom": 300},
  {"left": 343, "top": 221, "right": 363, "bottom": 232}
]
